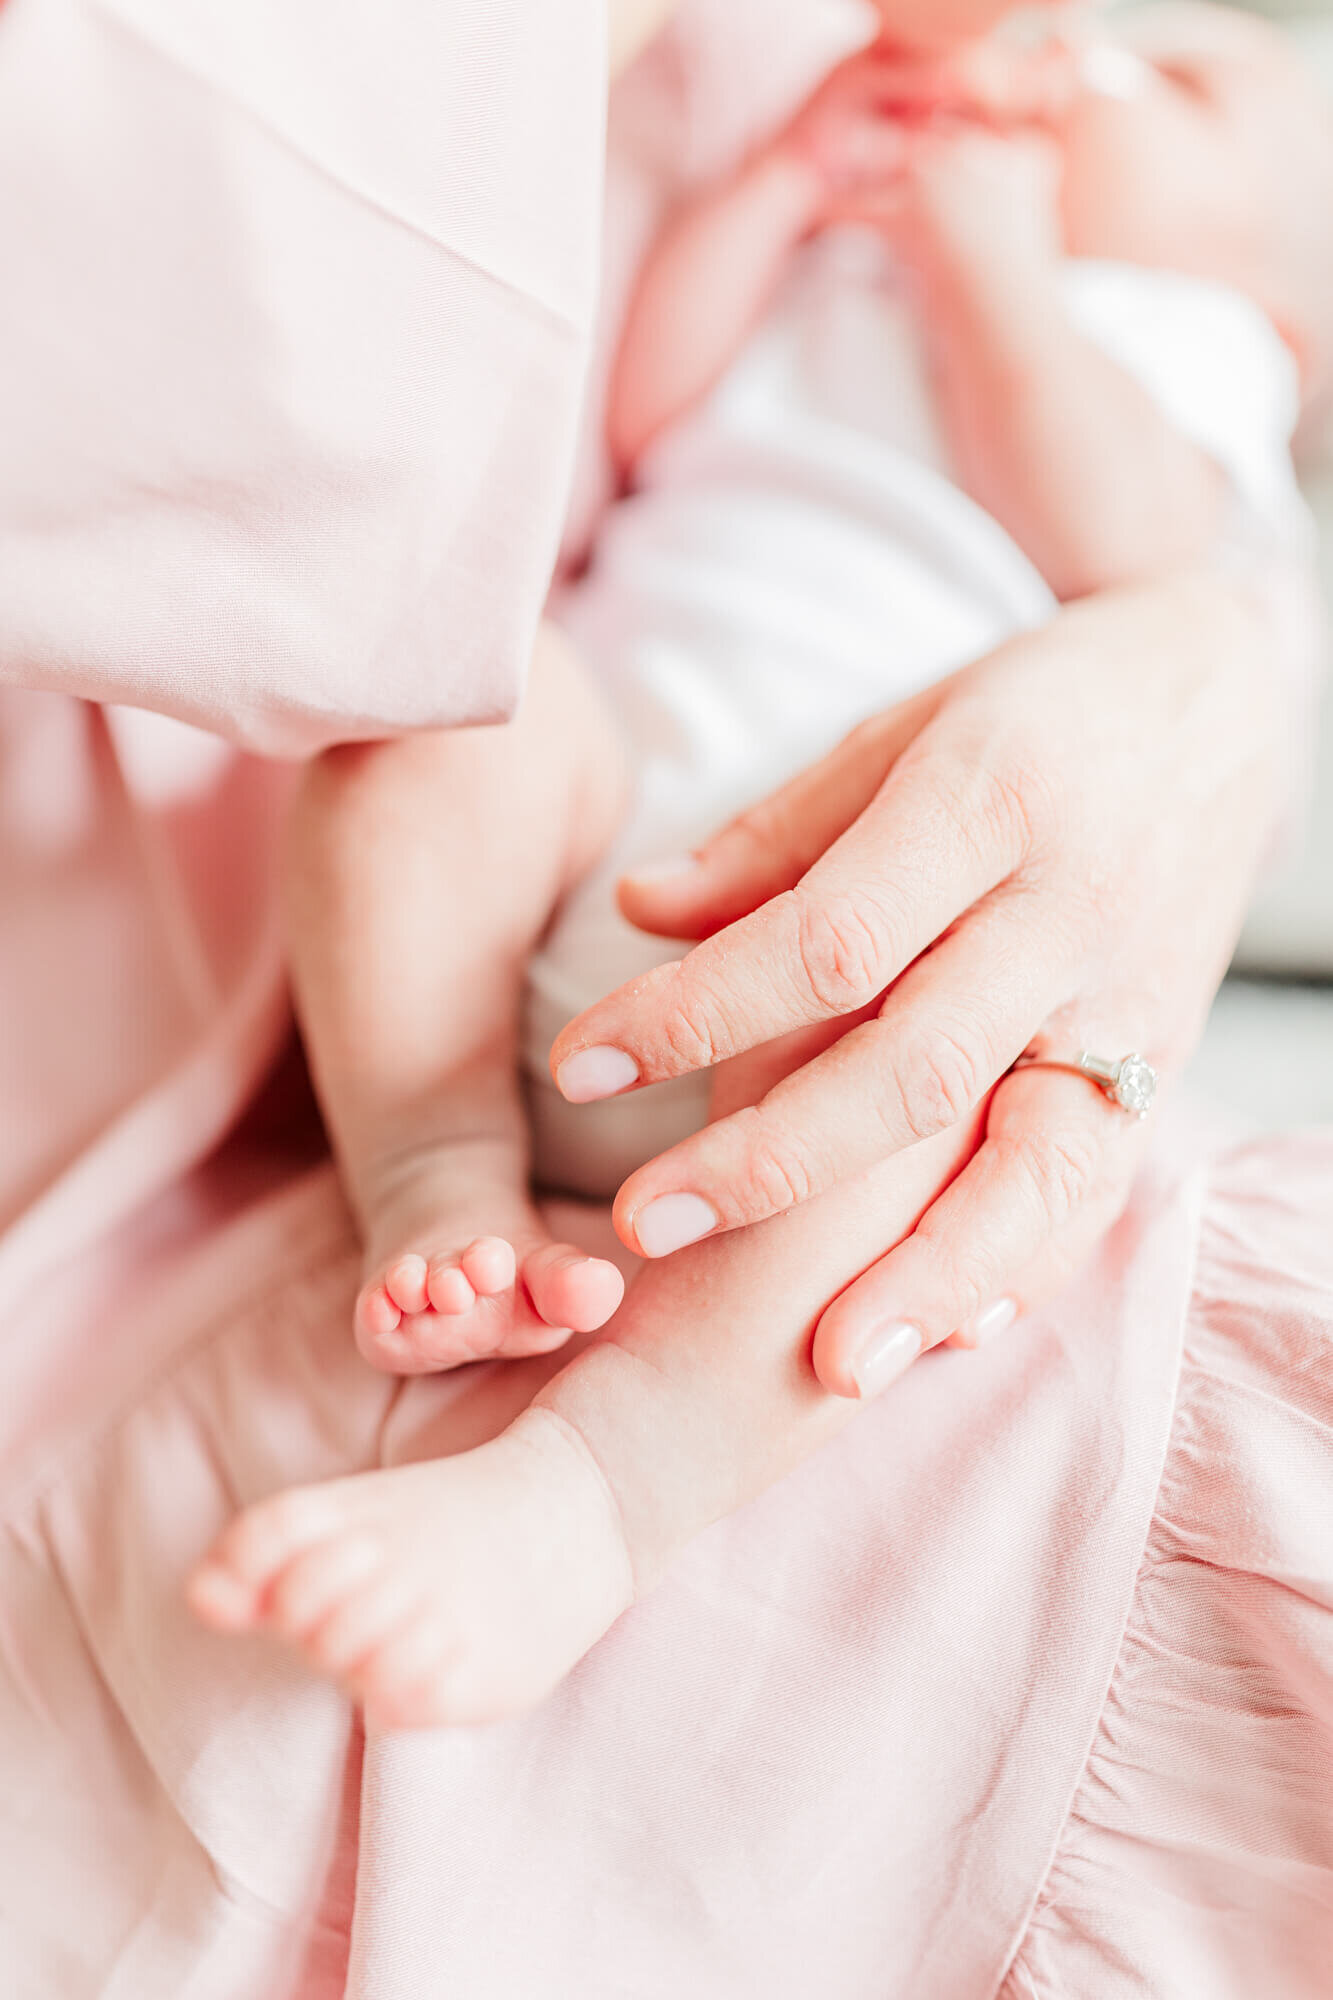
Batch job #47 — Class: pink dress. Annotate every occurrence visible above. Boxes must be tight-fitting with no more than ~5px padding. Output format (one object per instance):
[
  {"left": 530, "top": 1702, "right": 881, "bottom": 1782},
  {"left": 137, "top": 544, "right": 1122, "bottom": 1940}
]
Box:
[{"left": 0, "top": 5, "right": 1330, "bottom": 1995}]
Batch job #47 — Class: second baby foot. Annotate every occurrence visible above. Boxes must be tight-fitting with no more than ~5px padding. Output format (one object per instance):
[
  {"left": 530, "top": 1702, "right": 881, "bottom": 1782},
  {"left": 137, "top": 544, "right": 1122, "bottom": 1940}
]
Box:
[
  {"left": 187, "top": 1408, "right": 635, "bottom": 1730},
  {"left": 354, "top": 1141, "right": 625, "bottom": 1375}
]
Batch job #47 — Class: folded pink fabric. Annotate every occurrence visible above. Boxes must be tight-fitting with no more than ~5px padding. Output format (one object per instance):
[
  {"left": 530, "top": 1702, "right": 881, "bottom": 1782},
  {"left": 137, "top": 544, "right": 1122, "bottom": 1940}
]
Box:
[
  {"left": 2, "top": 1132, "right": 1331, "bottom": 1996},
  {"left": 1, "top": 6, "right": 1331, "bottom": 1995},
  {"left": 0, "top": 0, "right": 603, "bottom": 1301},
  {"left": 0, "top": 0, "right": 603, "bottom": 753}
]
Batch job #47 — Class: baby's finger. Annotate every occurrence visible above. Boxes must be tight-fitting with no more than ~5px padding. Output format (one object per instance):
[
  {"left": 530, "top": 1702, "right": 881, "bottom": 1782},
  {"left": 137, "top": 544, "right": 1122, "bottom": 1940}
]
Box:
[{"left": 810, "top": 1066, "right": 1149, "bottom": 1397}]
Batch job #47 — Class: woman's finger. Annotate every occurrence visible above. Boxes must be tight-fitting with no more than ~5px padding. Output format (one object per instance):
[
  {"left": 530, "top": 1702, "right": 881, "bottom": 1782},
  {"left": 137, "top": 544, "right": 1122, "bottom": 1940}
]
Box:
[
  {"left": 552, "top": 711, "right": 1032, "bottom": 1109},
  {"left": 945, "top": 1159, "right": 1134, "bottom": 1351},
  {"left": 605, "top": 886, "right": 1075, "bottom": 1255},
  {"left": 810, "top": 1066, "right": 1149, "bottom": 1398},
  {"left": 617, "top": 688, "right": 946, "bottom": 942}
]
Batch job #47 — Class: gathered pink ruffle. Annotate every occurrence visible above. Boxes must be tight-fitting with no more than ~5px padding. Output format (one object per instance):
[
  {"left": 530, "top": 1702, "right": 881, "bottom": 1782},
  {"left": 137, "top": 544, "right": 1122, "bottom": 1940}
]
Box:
[
  {"left": 1004, "top": 1133, "right": 1333, "bottom": 1999},
  {"left": 2, "top": 1128, "right": 1331, "bottom": 1997}
]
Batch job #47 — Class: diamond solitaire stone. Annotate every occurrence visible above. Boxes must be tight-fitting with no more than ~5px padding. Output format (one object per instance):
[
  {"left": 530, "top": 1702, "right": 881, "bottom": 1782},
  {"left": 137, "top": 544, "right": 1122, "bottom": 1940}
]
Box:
[{"left": 1113, "top": 1054, "right": 1157, "bottom": 1117}]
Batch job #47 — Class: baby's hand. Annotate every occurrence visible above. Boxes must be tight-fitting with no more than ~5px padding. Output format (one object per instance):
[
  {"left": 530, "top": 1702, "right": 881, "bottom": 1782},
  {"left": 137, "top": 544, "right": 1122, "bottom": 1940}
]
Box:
[
  {"left": 839, "top": 123, "right": 1064, "bottom": 287},
  {"left": 894, "top": 38, "right": 1080, "bottom": 128},
  {"left": 777, "top": 48, "right": 912, "bottom": 201}
]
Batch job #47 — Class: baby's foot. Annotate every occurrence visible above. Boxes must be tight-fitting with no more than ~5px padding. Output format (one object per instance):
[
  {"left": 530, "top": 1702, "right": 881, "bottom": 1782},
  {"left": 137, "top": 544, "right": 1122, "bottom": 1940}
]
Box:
[
  {"left": 355, "top": 1140, "right": 624, "bottom": 1374},
  {"left": 187, "top": 1410, "right": 634, "bottom": 1730}
]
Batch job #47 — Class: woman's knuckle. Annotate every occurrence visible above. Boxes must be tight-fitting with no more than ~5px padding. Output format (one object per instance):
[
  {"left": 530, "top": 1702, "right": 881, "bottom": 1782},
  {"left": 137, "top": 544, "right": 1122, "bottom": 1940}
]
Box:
[
  {"left": 723, "top": 1110, "right": 819, "bottom": 1221},
  {"left": 792, "top": 887, "right": 896, "bottom": 1013},
  {"left": 941, "top": 708, "right": 1060, "bottom": 851},
  {"left": 914, "top": 1212, "right": 1002, "bottom": 1336},
  {"left": 997, "top": 752, "right": 1061, "bottom": 849},
  {"left": 658, "top": 986, "right": 725, "bottom": 1072},
  {"left": 920, "top": 1218, "right": 992, "bottom": 1314},
  {"left": 946, "top": 1264, "right": 990, "bottom": 1328},
  {"left": 1011, "top": 1125, "right": 1102, "bottom": 1226},
  {"left": 895, "top": 1025, "right": 987, "bottom": 1140}
]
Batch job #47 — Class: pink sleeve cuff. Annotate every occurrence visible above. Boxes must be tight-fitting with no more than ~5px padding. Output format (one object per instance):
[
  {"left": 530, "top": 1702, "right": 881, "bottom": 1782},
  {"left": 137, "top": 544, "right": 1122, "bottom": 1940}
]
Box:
[{"left": 0, "top": 0, "right": 605, "bottom": 753}]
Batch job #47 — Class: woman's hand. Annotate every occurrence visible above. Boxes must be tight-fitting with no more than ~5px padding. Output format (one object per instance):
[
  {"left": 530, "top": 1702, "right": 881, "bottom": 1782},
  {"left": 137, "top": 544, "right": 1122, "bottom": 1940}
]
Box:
[{"left": 549, "top": 567, "right": 1297, "bottom": 1395}]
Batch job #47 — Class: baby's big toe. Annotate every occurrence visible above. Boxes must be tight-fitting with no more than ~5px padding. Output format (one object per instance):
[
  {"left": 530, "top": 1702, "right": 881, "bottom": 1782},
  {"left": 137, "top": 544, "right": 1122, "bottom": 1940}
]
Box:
[
  {"left": 188, "top": 1485, "right": 337, "bottom": 1633},
  {"left": 187, "top": 1560, "right": 261, "bottom": 1632},
  {"left": 522, "top": 1245, "right": 625, "bottom": 1337}
]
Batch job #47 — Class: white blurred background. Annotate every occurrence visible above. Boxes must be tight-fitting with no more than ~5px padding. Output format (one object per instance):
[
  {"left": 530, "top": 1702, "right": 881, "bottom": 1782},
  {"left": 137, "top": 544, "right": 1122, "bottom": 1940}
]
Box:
[{"left": 1186, "top": 0, "right": 1333, "bottom": 1124}]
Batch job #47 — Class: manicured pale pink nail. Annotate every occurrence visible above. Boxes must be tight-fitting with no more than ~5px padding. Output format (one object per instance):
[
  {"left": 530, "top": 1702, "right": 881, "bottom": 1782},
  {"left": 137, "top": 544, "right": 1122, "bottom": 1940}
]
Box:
[
  {"left": 634, "top": 1192, "right": 718, "bottom": 1257},
  {"left": 968, "top": 1296, "right": 1018, "bottom": 1347},
  {"left": 851, "top": 1320, "right": 924, "bottom": 1399},
  {"left": 555, "top": 1046, "right": 640, "bottom": 1103}
]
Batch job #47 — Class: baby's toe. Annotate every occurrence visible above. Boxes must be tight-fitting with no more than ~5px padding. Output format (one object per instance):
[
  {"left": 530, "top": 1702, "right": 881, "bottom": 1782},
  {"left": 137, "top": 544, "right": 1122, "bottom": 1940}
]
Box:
[
  {"left": 460, "top": 1236, "right": 518, "bottom": 1297},
  {"left": 355, "top": 1614, "right": 458, "bottom": 1732},
  {"left": 355, "top": 1281, "right": 402, "bottom": 1350},
  {"left": 266, "top": 1532, "right": 384, "bottom": 1640},
  {"left": 522, "top": 1244, "right": 625, "bottom": 1335},
  {"left": 304, "top": 1573, "right": 420, "bottom": 1679},
  {"left": 189, "top": 1485, "right": 340, "bottom": 1631},
  {"left": 383, "top": 1255, "right": 430, "bottom": 1316},
  {"left": 425, "top": 1257, "right": 476, "bottom": 1316},
  {"left": 223, "top": 1486, "right": 340, "bottom": 1585},
  {"left": 186, "top": 1560, "right": 262, "bottom": 1631}
]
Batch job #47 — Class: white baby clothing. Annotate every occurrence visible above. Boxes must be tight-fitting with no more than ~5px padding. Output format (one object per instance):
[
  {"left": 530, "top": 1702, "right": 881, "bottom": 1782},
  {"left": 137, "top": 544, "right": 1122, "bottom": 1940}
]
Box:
[{"left": 525, "top": 230, "right": 1308, "bottom": 1194}]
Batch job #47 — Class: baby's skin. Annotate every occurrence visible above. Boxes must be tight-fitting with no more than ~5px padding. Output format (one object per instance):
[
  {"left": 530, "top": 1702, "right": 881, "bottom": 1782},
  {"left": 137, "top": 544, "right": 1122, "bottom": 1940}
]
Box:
[
  {"left": 189, "top": 1, "right": 1331, "bottom": 1726},
  {"left": 189, "top": 629, "right": 979, "bottom": 1727}
]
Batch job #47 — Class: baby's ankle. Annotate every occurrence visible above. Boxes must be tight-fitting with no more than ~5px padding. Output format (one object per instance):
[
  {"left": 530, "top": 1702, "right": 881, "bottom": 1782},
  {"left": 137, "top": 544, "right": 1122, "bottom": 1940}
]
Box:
[{"left": 509, "top": 1406, "right": 638, "bottom": 1612}]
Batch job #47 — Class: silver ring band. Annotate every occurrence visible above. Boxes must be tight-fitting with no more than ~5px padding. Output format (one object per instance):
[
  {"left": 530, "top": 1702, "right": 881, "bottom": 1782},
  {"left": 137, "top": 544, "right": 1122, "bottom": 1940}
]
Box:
[{"left": 1011, "top": 1049, "right": 1157, "bottom": 1118}]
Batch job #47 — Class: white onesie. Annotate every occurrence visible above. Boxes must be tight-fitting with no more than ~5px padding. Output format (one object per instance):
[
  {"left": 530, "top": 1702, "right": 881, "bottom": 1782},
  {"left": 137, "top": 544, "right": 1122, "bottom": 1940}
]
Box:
[{"left": 524, "top": 229, "right": 1308, "bottom": 1196}]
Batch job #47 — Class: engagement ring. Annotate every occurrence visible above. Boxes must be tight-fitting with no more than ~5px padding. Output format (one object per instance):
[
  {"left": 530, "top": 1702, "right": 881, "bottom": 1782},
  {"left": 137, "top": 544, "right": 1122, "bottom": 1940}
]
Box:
[{"left": 1011, "top": 1050, "right": 1157, "bottom": 1118}]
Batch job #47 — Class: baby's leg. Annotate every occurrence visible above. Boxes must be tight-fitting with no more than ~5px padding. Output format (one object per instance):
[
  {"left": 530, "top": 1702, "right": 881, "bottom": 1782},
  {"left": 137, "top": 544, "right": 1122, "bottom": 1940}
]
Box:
[
  {"left": 190, "top": 1103, "right": 980, "bottom": 1728},
  {"left": 286, "top": 624, "right": 628, "bottom": 1372}
]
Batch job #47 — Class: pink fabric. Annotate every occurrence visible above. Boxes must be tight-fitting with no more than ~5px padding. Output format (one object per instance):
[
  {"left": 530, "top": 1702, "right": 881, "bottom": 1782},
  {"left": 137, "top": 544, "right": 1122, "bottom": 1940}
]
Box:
[
  {"left": 2, "top": 5, "right": 1332, "bottom": 1993},
  {"left": 0, "top": 0, "right": 603, "bottom": 753},
  {"left": 2, "top": 1132, "right": 1332, "bottom": 1995},
  {"left": 0, "top": 0, "right": 603, "bottom": 1297}
]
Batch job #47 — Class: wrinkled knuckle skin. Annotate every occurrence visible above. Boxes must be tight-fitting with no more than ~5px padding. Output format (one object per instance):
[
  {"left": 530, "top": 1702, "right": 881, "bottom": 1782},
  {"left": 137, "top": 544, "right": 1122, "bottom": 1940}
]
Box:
[
  {"left": 941, "top": 1266, "right": 989, "bottom": 1336},
  {"left": 942, "top": 728, "right": 1055, "bottom": 861},
  {"left": 896, "top": 1027, "right": 988, "bottom": 1143},
  {"left": 657, "top": 988, "right": 725, "bottom": 1074},
  {"left": 988, "top": 754, "right": 1057, "bottom": 854},
  {"left": 738, "top": 1116, "right": 820, "bottom": 1220},
  {"left": 1012, "top": 1125, "right": 1103, "bottom": 1230},
  {"left": 914, "top": 1224, "right": 992, "bottom": 1332},
  {"left": 793, "top": 888, "right": 894, "bottom": 1015}
]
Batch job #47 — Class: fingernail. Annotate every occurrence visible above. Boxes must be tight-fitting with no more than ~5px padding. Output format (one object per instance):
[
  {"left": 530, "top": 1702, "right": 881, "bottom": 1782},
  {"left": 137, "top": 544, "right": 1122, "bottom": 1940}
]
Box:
[
  {"left": 555, "top": 1046, "right": 640, "bottom": 1103},
  {"left": 634, "top": 1192, "right": 719, "bottom": 1257},
  {"left": 851, "top": 1320, "right": 924, "bottom": 1399},
  {"left": 968, "top": 1296, "right": 1018, "bottom": 1348},
  {"left": 624, "top": 854, "right": 702, "bottom": 885}
]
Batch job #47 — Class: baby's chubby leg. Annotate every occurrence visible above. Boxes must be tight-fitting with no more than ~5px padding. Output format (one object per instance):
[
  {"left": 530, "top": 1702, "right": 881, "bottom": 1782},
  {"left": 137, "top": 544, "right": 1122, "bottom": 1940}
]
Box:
[
  {"left": 190, "top": 1092, "right": 980, "bottom": 1729},
  {"left": 285, "top": 623, "right": 629, "bottom": 1373}
]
